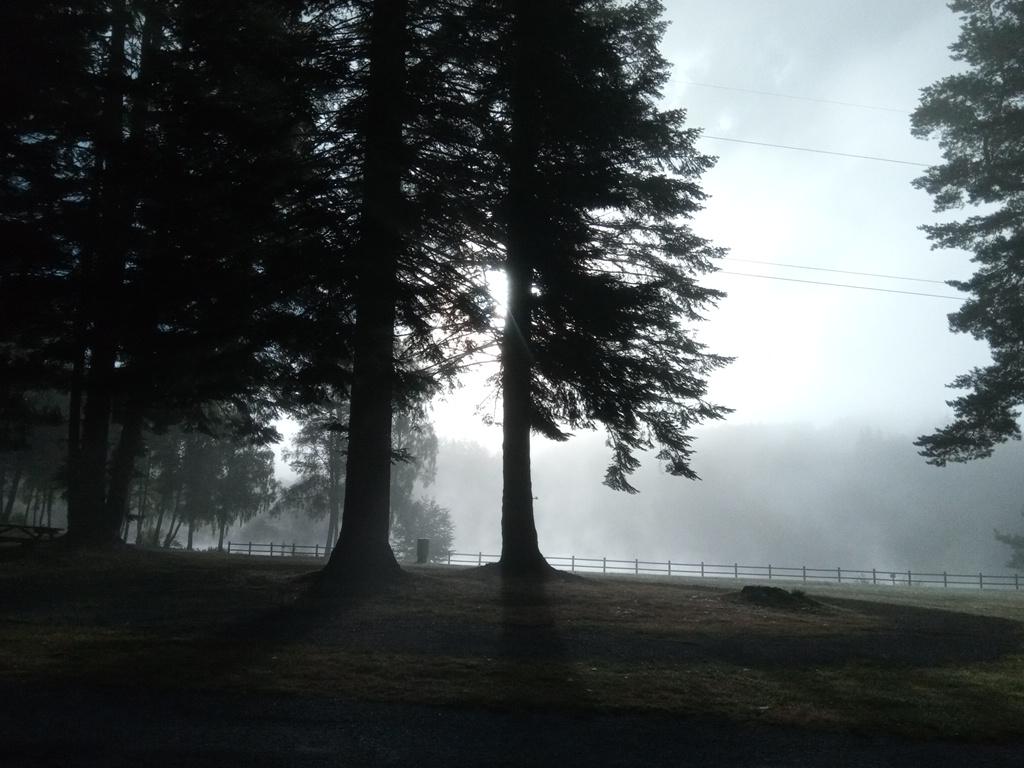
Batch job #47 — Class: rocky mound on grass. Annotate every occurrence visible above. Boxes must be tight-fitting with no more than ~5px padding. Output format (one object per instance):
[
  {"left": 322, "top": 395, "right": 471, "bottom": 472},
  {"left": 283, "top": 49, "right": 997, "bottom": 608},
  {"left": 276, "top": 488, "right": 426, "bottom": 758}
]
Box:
[{"left": 736, "top": 585, "right": 821, "bottom": 610}]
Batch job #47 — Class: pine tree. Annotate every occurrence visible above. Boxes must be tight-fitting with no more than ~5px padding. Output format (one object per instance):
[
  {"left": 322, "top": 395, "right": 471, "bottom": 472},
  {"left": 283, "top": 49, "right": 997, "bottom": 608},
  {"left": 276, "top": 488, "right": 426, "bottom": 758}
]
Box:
[
  {"left": 318, "top": 0, "right": 493, "bottom": 585},
  {"left": 913, "top": 1, "right": 1024, "bottom": 465},
  {"left": 1, "top": 2, "right": 105, "bottom": 529},
  {"left": 1, "top": 2, "right": 334, "bottom": 543},
  {"left": 99, "top": 1, "right": 335, "bottom": 540},
  {"left": 321, "top": 0, "right": 411, "bottom": 582},
  {"left": 4, "top": 1, "right": 490, "bottom": 560},
  {"left": 473, "top": 0, "right": 728, "bottom": 575}
]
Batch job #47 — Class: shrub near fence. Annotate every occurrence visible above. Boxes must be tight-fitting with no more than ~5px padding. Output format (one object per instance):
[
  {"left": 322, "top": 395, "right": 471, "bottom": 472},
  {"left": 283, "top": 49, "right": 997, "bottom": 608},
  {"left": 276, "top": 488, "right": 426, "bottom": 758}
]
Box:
[{"left": 226, "top": 543, "right": 1022, "bottom": 591}]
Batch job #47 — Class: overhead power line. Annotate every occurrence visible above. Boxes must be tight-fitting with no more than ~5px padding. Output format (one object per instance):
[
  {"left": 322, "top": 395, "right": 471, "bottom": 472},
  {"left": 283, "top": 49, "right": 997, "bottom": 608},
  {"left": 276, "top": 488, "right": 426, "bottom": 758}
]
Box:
[
  {"left": 722, "top": 257, "right": 949, "bottom": 285},
  {"left": 683, "top": 80, "right": 909, "bottom": 114},
  {"left": 719, "top": 271, "right": 965, "bottom": 300},
  {"left": 702, "top": 135, "right": 931, "bottom": 167}
]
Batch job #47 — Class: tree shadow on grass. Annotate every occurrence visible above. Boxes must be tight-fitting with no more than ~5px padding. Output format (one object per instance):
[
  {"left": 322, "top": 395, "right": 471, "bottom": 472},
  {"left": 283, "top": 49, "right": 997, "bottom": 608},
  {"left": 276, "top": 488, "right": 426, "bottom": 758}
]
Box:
[
  {"left": 198, "top": 567, "right": 596, "bottom": 712},
  {"left": 64, "top": 565, "right": 593, "bottom": 714},
  {"left": 491, "top": 574, "right": 592, "bottom": 712},
  {"left": 36, "top": 561, "right": 1024, "bottom": 717}
]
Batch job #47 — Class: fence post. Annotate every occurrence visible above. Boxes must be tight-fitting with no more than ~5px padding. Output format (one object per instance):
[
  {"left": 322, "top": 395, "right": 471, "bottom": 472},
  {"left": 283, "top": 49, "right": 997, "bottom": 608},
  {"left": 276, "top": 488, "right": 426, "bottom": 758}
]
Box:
[
  {"left": 668, "top": 560, "right": 672, "bottom": 577},
  {"left": 270, "top": 542, "right": 274, "bottom": 557},
  {"left": 315, "top": 544, "right": 319, "bottom": 558},
  {"left": 871, "top": 568, "right": 876, "bottom": 585},
  {"left": 227, "top": 541, "right": 231, "bottom": 555},
  {"left": 837, "top": 567, "right": 842, "bottom": 584},
  {"left": 802, "top": 565, "right": 807, "bottom": 583},
  {"left": 943, "top": 571, "right": 947, "bottom": 588},
  {"left": 907, "top": 570, "right": 912, "bottom": 587},
  {"left": 635, "top": 558, "right": 639, "bottom": 576},
  {"left": 979, "top": 572, "right": 983, "bottom": 590},
  {"left": 248, "top": 541, "right": 252, "bottom": 556},
  {"left": 734, "top": 563, "right": 738, "bottom": 579},
  {"left": 571, "top": 555, "right": 575, "bottom": 573},
  {"left": 1016, "top": 573, "right": 1019, "bottom": 591},
  {"left": 701, "top": 561, "right": 705, "bottom": 578},
  {"left": 478, "top": 552, "right": 482, "bottom": 567},
  {"left": 447, "top": 551, "right": 451, "bottom": 566},
  {"left": 292, "top": 542, "right": 296, "bottom": 557},
  {"left": 768, "top": 564, "right": 772, "bottom": 581},
  {"left": 602, "top": 557, "right": 606, "bottom": 574}
]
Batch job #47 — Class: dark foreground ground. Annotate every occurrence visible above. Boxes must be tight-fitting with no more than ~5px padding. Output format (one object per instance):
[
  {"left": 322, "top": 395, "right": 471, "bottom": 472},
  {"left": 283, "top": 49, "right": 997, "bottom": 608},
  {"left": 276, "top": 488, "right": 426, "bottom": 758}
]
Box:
[
  {"left": 2, "top": 548, "right": 1023, "bottom": 767},
  {"left": 3, "top": 681, "right": 1024, "bottom": 768}
]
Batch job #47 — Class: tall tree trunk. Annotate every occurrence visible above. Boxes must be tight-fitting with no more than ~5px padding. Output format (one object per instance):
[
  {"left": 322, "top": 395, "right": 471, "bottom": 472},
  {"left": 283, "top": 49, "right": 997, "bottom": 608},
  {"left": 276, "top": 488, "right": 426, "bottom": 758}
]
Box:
[
  {"left": 45, "top": 488, "right": 54, "bottom": 529},
  {"left": 151, "top": 502, "right": 165, "bottom": 548},
  {"left": 161, "top": 486, "right": 179, "bottom": 547},
  {"left": 186, "top": 517, "right": 194, "bottom": 551},
  {"left": 326, "top": 430, "right": 341, "bottom": 551},
  {"left": 71, "top": 0, "right": 130, "bottom": 545},
  {"left": 162, "top": 481, "right": 184, "bottom": 547},
  {"left": 498, "top": 1, "right": 552, "bottom": 576},
  {"left": 163, "top": 513, "right": 180, "bottom": 549},
  {"left": 102, "top": 9, "right": 159, "bottom": 542},
  {"left": 2, "top": 464, "right": 22, "bottom": 522},
  {"left": 135, "top": 450, "right": 151, "bottom": 545},
  {"left": 217, "top": 521, "right": 226, "bottom": 552},
  {"left": 324, "top": 0, "right": 408, "bottom": 585},
  {"left": 72, "top": 3, "right": 160, "bottom": 546},
  {"left": 32, "top": 491, "right": 43, "bottom": 527},
  {"left": 106, "top": 398, "right": 145, "bottom": 538},
  {"left": 65, "top": 317, "right": 87, "bottom": 525},
  {"left": 21, "top": 488, "right": 35, "bottom": 523},
  {"left": 165, "top": 519, "right": 182, "bottom": 548}
]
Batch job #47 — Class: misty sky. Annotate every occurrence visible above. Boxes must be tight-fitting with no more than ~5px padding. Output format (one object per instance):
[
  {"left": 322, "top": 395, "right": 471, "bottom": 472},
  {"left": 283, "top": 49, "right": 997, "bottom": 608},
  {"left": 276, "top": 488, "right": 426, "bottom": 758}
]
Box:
[
  {"left": 271, "top": 3, "right": 1024, "bottom": 572},
  {"left": 664, "top": 0, "right": 985, "bottom": 431},
  {"left": 433, "top": 0, "right": 985, "bottom": 442}
]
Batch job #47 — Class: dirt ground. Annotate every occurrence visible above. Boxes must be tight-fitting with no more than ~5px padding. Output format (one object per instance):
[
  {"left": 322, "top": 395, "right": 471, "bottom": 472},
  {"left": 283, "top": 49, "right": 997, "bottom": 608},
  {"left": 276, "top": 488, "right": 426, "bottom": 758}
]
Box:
[
  {"left": 4, "top": 680, "right": 1024, "bottom": 768},
  {"left": 2, "top": 547, "right": 1023, "bottom": 767}
]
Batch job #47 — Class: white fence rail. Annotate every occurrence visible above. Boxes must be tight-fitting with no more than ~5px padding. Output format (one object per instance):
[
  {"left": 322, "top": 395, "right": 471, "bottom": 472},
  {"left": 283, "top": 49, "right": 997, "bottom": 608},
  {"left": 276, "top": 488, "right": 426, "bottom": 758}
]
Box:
[
  {"left": 225, "top": 542, "right": 1022, "bottom": 591},
  {"left": 227, "top": 541, "right": 326, "bottom": 558}
]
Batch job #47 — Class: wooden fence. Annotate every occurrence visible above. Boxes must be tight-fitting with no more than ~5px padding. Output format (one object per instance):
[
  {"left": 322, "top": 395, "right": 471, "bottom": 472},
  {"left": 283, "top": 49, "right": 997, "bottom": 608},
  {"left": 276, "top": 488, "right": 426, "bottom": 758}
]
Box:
[
  {"left": 225, "top": 542, "right": 1022, "bottom": 591},
  {"left": 227, "top": 541, "right": 328, "bottom": 559}
]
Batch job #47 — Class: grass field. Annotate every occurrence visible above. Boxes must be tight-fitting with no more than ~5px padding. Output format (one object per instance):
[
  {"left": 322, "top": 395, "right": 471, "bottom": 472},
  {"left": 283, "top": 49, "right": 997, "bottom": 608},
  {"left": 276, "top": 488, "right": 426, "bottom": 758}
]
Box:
[{"left": 2, "top": 547, "right": 1023, "bottom": 743}]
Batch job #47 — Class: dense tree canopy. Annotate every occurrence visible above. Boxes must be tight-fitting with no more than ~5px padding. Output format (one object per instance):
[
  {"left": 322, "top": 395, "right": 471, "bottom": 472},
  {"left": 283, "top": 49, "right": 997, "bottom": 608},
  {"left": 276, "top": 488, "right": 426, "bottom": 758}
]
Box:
[
  {"left": 914, "top": 0, "right": 1024, "bottom": 465},
  {"left": 1, "top": 1, "right": 335, "bottom": 543},
  {"left": 1, "top": 0, "right": 727, "bottom": 583},
  {"left": 127, "top": 426, "right": 277, "bottom": 550}
]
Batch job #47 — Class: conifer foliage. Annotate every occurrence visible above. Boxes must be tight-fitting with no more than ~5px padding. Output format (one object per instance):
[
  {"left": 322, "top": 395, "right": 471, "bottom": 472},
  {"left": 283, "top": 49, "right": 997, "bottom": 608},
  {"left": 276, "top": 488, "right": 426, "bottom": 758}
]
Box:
[
  {"left": 1, "top": 1, "right": 330, "bottom": 544},
  {"left": 913, "top": 1, "right": 1024, "bottom": 465},
  {"left": 1, "top": 0, "right": 727, "bottom": 582},
  {"left": 474, "top": 0, "right": 729, "bottom": 573}
]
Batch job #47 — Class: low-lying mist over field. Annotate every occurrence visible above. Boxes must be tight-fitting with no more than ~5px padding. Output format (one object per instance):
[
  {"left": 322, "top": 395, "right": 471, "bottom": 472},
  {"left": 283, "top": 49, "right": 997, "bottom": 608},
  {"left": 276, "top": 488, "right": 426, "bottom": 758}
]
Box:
[{"left": 426, "top": 422, "right": 1024, "bottom": 575}]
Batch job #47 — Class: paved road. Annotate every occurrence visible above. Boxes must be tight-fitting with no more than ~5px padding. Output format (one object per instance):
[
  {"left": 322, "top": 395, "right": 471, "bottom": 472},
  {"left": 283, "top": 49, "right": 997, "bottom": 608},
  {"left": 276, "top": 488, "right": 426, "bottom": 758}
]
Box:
[{"left": 3, "top": 682, "right": 1022, "bottom": 767}]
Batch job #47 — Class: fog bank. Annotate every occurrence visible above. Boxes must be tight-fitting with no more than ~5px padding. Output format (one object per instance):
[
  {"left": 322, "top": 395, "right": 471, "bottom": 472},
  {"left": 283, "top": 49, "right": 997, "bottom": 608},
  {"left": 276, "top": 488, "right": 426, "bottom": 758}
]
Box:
[{"left": 430, "top": 422, "right": 1024, "bottom": 574}]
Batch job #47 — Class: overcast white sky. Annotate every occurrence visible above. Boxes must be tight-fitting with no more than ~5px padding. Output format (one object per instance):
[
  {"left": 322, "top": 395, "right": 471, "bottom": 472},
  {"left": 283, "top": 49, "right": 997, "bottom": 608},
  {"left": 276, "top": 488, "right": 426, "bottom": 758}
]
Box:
[{"left": 430, "top": 0, "right": 987, "bottom": 446}]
